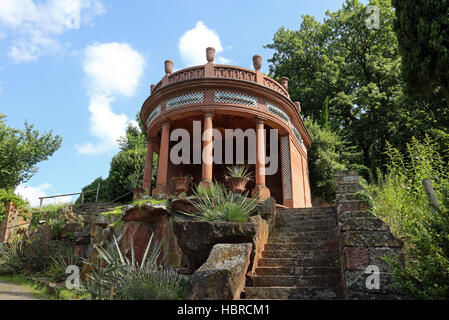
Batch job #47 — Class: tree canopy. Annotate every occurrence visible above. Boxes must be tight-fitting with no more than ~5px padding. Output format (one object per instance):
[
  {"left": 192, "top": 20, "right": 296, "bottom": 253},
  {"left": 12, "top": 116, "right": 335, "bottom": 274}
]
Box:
[
  {"left": 0, "top": 113, "right": 62, "bottom": 189},
  {"left": 392, "top": 0, "right": 449, "bottom": 107},
  {"left": 266, "top": 0, "right": 449, "bottom": 181}
]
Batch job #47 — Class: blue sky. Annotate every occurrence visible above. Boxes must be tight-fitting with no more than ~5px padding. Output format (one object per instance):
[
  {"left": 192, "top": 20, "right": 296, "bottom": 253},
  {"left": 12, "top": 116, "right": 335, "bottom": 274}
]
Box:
[{"left": 0, "top": 0, "right": 347, "bottom": 206}]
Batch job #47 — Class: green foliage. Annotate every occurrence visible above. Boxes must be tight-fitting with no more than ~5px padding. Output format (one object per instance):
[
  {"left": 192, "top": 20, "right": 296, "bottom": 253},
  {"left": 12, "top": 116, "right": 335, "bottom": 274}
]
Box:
[
  {"left": 366, "top": 136, "right": 449, "bottom": 299},
  {"left": 76, "top": 177, "right": 109, "bottom": 204},
  {"left": 107, "top": 148, "right": 146, "bottom": 202},
  {"left": 0, "top": 241, "right": 27, "bottom": 274},
  {"left": 265, "top": 0, "right": 449, "bottom": 180},
  {"left": 225, "top": 165, "right": 253, "bottom": 180},
  {"left": 189, "top": 183, "right": 258, "bottom": 222},
  {"left": 0, "top": 113, "right": 62, "bottom": 189},
  {"left": 118, "top": 122, "right": 146, "bottom": 152},
  {"left": 319, "top": 96, "right": 330, "bottom": 130},
  {"left": 392, "top": 0, "right": 449, "bottom": 107},
  {"left": 304, "top": 118, "right": 347, "bottom": 201},
  {"left": 46, "top": 250, "right": 82, "bottom": 282},
  {"left": 0, "top": 235, "right": 74, "bottom": 275},
  {"left": 83, "top": 235, "right": 186, "bottom": 300},
  {"left": 0, "top": 188, "right": 30, "bottom": 222}
]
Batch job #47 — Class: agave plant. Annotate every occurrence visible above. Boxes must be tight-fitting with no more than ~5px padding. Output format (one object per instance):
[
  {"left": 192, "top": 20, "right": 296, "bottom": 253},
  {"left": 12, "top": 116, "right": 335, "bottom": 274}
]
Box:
[
  {"left": 226, "top": 165, "right": 253, "bottom": 180},
  {"left": 188, "top": 182, "right": 258, "bottom": 222},
  {"left": 83, "top": 234, "right": 186, "bottom": 300}
]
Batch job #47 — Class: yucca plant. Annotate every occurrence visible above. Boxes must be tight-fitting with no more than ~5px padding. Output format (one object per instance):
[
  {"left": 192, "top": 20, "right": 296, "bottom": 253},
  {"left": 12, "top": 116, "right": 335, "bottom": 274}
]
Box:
[
  {"left": 188, "top": 182, "right": 258, "bottom": 222},
  {"left": 83, "top": 234, "right": 187, "bottom": 300},
  {"left": 226, "top": 165, "right": 253, "bottom": 180},
  {"left": 0, "top": 241, "right": 26, "bottom": 274}
]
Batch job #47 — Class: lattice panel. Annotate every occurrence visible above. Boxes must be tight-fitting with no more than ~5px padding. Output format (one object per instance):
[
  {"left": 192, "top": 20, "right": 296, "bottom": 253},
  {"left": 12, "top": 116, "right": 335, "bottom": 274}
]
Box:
[
  {"left": 146, "top": 105, "right": 161, "bottom": 127},
  {"left": 214, "top": 92, "right": 258, "bottom": 108},
  {"left": 292, "top": 125, "right": 304, "bottom": 145},
  {"left": 281, "top": 135, "right": 292, "bottom": 200},
  {"left": 166, "top": 92, "right": 204, "bottom": 110},
  {"left": 265, "top": 102, "right": 291, "bottom": 124}
]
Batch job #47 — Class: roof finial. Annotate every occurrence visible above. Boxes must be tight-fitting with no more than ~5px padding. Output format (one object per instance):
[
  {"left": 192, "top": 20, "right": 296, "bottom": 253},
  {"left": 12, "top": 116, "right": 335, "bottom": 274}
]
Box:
[
  {"left": 280, "top": 77, "right": 289, "bottom": 91},
  {"left": 206, "top": 47, "right": 215, "bottom": 63},
  {"left": 253, "top": 55, "right": 262, "bottom": 71},
  {"left": 164, "top": 60, "right": 174, "bottom": 75}
]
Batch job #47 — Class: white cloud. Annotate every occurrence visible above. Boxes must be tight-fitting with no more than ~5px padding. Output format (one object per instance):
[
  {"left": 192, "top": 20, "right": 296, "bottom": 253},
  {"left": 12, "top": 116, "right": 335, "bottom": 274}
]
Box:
[
  {"left": 83, "top": 42, "right": 145, "bottom": 97},
  {"left": 178, "top": 21, "right": 230, "bottom": 67},
  {"left": 0, "top": 0, "right": 105, "bottom": 62},
  {"left": 77, "top": 42, "right": 146, "bottom": 155},
  {"left": 15, "top": 183, "right": 73, "bottom": 207}
]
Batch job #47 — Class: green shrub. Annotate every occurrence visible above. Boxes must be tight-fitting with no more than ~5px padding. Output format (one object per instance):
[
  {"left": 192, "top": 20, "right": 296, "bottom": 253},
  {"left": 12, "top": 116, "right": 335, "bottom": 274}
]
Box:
[
  {"left": 0, "top": 241, "right": 27, "bottom": 274},
  {"left": 0, "top": 189, "right": 30, "bottom": 222},
  {"left": 366, "top": 136, "right": 449, "bottom": 299},
  {"left": 83, "top": 235, "right": 187, "bottom": 300},
  {"left": 107, "top": 148, "right": 146, "bottom": 202},
  {"left": 189, "top": 183, "right": 258, "bottom": 222}
]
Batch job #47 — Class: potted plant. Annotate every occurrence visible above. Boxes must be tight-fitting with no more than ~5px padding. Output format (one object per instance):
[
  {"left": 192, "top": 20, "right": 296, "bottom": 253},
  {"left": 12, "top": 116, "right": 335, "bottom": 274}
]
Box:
[
  {"left": 127, "top": 173, "right": 144, "bottom": 201},
  {"left": 225, "top": 165, "right": 253, "bottom": 194},
  {"left": 172, "top": 175, "right": 193, "bottom": 196}
]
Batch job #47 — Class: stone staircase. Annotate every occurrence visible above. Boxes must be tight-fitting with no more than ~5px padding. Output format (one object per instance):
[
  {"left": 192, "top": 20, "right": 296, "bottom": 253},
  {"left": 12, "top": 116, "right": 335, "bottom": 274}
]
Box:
[{"left": 244, "top": 207, "right": 343, "bottom": 299}]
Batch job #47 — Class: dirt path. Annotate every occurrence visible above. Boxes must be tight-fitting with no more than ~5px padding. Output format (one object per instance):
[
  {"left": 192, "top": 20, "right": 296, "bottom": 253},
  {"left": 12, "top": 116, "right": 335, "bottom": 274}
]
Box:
[{"left": 0, "top": 278, "right": 41, "bottom": 300}]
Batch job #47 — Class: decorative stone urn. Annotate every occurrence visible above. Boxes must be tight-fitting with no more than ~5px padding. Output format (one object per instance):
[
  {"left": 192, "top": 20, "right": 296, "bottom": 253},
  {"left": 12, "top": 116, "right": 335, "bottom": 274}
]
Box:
[
  {"left": 165, "top": 60, "right": 174, "bottom": 75},
  {"left": 172, "top": 176, "right": 193, "bottom": 195},
  {"left": 206, "top": 47, "right": 215, "bottom": 63},
  {"left": 280, "top": 77, "right": 289, "bottom": 90},
  {"left": 252, "top": 55, "right": 262, "bottom": 71},
  {"left": 228, "top": 177, "right": 250, "bottom": 194}
]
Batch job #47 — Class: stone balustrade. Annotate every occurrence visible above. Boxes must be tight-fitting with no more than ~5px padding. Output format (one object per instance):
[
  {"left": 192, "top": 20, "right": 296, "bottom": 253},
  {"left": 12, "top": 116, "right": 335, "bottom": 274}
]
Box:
[{"left": 151, "top": 63, "right": 289, "bottom": 98}]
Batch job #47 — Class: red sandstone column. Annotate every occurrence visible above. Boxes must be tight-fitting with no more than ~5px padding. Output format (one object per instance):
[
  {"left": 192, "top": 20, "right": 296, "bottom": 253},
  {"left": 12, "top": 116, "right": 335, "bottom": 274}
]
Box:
[
  {"left": 252, "top": 118, "right": 271, "bottom": 201},
  {"left": 200, "top": 112, "right": 214, "bottom": 187},
  {"left": 152, "top": 122, "right": 170, "bottom": 198},
  {"left": 142, "top": 137, "right": 154, "bottom": 195}
]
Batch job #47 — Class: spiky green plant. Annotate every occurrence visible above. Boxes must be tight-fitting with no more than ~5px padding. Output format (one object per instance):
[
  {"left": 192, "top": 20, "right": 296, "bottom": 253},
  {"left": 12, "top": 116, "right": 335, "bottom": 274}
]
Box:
[
  {"left": 226, "top": 165, "right": 253, "bottom": 180},
  {"left": 189, "top": 182, "right": 258, "bottom": 222},
  {"left": 83, "top": 234, "right": 187, "bottom": 300}
]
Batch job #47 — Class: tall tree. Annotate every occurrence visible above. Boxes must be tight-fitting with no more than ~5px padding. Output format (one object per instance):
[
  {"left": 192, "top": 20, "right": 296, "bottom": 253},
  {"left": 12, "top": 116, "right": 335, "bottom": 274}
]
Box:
[
  {"left": 265, "top": 0, "right": 447, "bottom": 178},
  {"left": 0, "top": 114, "right": 62, "bottom": 189},
  {"left": 392, "top": 0, "right": 449, "bottom": 107}
]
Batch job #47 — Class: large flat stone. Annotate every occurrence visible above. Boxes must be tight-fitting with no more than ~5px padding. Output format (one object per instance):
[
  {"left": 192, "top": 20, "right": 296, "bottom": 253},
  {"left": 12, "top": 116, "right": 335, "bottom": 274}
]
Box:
[{"left": 173, "top": 216, "right": 266, "bottom": 272}]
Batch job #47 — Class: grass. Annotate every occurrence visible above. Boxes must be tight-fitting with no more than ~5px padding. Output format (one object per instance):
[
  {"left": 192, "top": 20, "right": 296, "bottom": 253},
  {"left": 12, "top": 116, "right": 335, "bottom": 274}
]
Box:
[
  {"left": 0, "top": 274, "right": 90, "bottom": 300},
  {"left": 0, "top": 274, "right": 53, "bottom": 300}
]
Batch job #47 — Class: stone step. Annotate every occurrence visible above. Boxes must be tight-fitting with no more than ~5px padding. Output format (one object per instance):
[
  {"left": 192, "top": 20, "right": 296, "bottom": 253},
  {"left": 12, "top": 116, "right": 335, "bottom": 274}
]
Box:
[
  {"left": 276, "top": 215, "right": 337, "bottom": 223},
  {"left": 254, "top": 266, "right": 340, "bottom": 277},
  {"left": 258, "top": 258, "right": 338, "bottom": 268},
  {"left": 262, "top": 250, "right": 338, "bottom": 259},
  {"left": 278, "top": 208, "right": 336, "bottom": 215},
  {"left": 245, "top": 286, "right": 342, "bottom": 300},
  {"left": 338, "top": 210, "right": 373, "bottom": 221},
  {"left": 251, "top": 275, "right": 340, "bottom": 287},
  {"left": 275, "top": 219, "right": 336, "bottom": 228},
  {"left": 264, "top": 241, "right": 339, "bottom": 251},
  {"left": 267, "top": 235, "right": 338, "bottom": 244},
  {"left": 271, "top": 230, "right": 337, "bottom": 237}
]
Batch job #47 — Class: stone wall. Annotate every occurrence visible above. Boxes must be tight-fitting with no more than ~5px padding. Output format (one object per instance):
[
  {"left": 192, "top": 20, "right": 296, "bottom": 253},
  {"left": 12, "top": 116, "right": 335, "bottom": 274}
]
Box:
[
  {"left": 335, "top": 170, "right": 405, "bottom": 299},
  {"left": 0, "top": 202, "right": 30, "bottom": 242}
]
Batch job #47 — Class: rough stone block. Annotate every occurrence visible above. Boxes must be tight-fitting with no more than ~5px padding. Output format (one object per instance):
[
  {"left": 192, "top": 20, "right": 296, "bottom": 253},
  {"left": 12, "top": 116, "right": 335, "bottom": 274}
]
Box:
[
  {"left": 344, "top": 247, "right": 369, "bottom": 270},
  {"left": 340, "top": 217, "right": 390, "bottom": 232},
  {"left": 342, "top": 231, "right": 403, "bottom": 248},
  {"left": 187, "top": 243, "right": 252, "bottom": 300}
]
